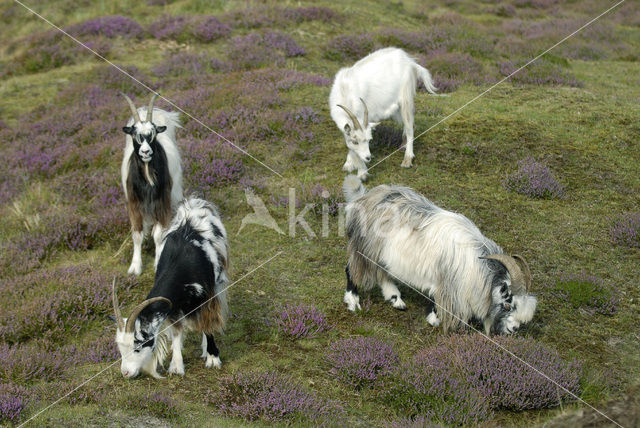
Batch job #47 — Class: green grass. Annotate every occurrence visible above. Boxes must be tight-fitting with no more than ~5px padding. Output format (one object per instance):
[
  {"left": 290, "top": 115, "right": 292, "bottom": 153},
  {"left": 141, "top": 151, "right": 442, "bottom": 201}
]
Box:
[{"left": 1, "top": 0, "right": 640, "bottom": 426}]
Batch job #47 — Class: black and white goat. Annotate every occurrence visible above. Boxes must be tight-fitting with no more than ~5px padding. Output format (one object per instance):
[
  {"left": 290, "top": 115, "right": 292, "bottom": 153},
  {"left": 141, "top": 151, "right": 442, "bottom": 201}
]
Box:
[
  {"left": 342, "top": 175, "right": 537, "bottom": 335},
  {"left": 329, "top": 47, "right": 439, "bottom": 180},
  {"left": 112, "top": 197, "right": 229, "bottom": 378},
  {"left": 121, "top": 93, "right": 183, "bottom": 276}
]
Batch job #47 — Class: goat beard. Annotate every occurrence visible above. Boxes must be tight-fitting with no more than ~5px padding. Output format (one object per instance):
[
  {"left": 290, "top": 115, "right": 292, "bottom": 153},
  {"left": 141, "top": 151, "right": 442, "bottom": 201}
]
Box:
[{"left": 143, "top": 163, "right": 155, "bottom": 186}]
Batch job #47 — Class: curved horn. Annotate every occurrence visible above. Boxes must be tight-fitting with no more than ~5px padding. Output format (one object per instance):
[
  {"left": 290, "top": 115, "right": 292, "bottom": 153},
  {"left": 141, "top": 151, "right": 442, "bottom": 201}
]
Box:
[
  {"left": 359, "top": 98, "right": 368, "bottom": 128},
  {"left": 112, "top": 277, "right": 125, "bottom": 331},
  {"left": 121, "top": 93, "right": 141, "bottom": 124},
  {"left": 146, "top": 93, "right": 158, "bottom": 123},
  {"left": 512, "top": 254, "right": 532, "bottom": 293},
  {"left": 482, "top": 254, "right": 528, "bottom": 295},
  {"left": 125, "top": 297, "right": 172, "bottom": 333},
  {"left": 336, "top": 104, "right": 362, "bottom": 131}
]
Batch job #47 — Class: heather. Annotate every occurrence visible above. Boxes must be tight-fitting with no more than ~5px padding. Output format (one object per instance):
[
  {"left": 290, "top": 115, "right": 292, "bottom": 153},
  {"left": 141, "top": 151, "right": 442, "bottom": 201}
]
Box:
[
  {"left": 503, "top": 156, "right": 566, "bottom": 199},
  {"left": 610, "top": 212, "right": 640, "bottom": 248},
  {"left": 326, "top": 337, "right": 399, "bottom": 388},
  {"left": 0, "top": 383, "right": 28, "bottom": 424},
  {"left": 227, "top": 31, "right": 306, "bottom": 70},
  {"left": 212, "top": 371, "right": 342, "bottom": 423},
  {"left": 551, "top": 274, "right": 618, "bottom": 316},
  {"left": 274, "top": 303, "right": 330, "bottom": 339},
  {"left": 382, "top": 335, "right": 582, "bottom": 424},
  {"left": 0, "top": 0, "right": 638, "bottom": 425}
]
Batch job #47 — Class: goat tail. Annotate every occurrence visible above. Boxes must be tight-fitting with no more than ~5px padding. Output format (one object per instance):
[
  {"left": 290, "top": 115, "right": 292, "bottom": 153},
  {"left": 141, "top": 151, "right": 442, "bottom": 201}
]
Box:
[
  {"left": 343, "top": 175, "right": 365, "bottom": 203},
  {"left": 414, "top": 64, "right": 440, "bottom": 95}
]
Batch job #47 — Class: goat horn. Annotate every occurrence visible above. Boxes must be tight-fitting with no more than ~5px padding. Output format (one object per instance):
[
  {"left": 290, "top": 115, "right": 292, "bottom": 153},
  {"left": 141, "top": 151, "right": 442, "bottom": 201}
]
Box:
[
  {"left": 125, "top": 297, "right": 172, "bottom": 333},
  {"left": 512, "top": 254, "right": 532, "bottom": 293},
  {"left": 360, "top": 98, "right": 368, "bottom": 128},
  {"left": 482, "top": 254, "right": 528, "bottom": 295},
  {"left": 336, "top": 104, "right": 362, "bottom": 131},
  {"left": 111, "top": 277, "right": 125, "bottom": 331},
  {"left": 146, "top": 93, "right": 158, "bottom": 122},
  {"left": 121, "top": 93, "right": 141, "bottom": 124}
]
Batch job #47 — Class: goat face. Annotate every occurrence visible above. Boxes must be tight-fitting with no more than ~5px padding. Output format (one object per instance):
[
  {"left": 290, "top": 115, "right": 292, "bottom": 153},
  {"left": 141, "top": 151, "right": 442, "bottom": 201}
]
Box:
[
  {"left": 343, "top": 123, "right": 374, "bottom": 163},
  {"left": 123, "top": 122, "right": 167, "bottom": 164},
  {"left": 490, "top": 282, "right": 538, "bottom": 335},
  {"left": 115, "top": 321, "right": 157, "bottom": 378}
]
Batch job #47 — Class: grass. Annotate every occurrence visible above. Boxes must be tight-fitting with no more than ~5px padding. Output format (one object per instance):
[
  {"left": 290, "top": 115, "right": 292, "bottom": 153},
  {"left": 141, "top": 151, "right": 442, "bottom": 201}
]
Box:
[{"left": 1, "top": 0, "right": 639, "bottom": 426}]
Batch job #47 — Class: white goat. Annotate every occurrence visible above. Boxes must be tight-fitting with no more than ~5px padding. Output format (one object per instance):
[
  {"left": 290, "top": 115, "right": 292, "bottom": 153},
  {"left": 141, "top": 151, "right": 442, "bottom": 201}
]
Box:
[
  {"left": 121, "top": 94, "right": 183, "bottom": 276},
  {"left": 342, "top": 175, "right": 537, "bottom": 335},
  {"left": 329, "top": 47, "right": 439, "bottom": 180}
]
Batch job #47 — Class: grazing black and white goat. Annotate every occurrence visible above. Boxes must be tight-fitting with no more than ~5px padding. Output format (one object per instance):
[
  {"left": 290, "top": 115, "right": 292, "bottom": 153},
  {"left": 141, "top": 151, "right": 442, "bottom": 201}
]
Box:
[
  {"left": 329, "top": 47, "right": 439, "bottom": 180},
  {"left": 112, "top": 197, "right": 229, "bottom": 378},
  {"left": 342, "top": 175, "right": 537, "bottom": 335},
  {"left": 121, "top": 93, "right": 183, "bottom": 276}
]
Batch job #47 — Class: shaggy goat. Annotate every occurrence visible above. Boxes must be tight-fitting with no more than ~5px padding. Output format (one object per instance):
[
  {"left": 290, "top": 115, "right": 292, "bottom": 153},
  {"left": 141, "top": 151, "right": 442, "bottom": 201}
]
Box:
[
  {"left": 112, "top": 197, "right": 229, "bottom": 378},
  {"left": 329, "top": 47, "right": 439, "bottom": 180},
  {"left": 121, "top": 93, "right": 183, "bottom": 276},
  {"left": 342, "top": 175, "right": 537, "bottom": 335}
]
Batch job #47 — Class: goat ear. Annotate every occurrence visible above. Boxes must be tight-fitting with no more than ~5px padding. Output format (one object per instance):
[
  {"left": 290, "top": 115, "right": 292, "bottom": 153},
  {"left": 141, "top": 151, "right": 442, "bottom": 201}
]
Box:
[
  {"left": 369, "top": 122, "right": 380, "bottom": 130},
  {"left": 343, "top": 123, "right": 351, "bottom": 136},
  {"left": 122, "top": 126, "right": 134, "bottom": 135},
  {"left": 155, "top": 125, "right": 167, "bottom": 134}
]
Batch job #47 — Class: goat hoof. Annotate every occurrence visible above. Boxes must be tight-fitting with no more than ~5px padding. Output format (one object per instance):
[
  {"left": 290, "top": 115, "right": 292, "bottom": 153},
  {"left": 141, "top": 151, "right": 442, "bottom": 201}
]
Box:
[
  {"left": 392, "top": 298, "right": 407, "bottom": 310},
  {"left": 168, "top": 363, "right": 185, "bottom": 376},
  {"left": 426, "top": 312, "right": 441, "bottom": 327},
  {"left": 127, "top": 263, "right": 142, "bottom": 276},
  {"left": 400, "top": 157, "right": 413, "bottom": 168},
  {"left": 205, "top": 355, "right": 222, "bottom": 369}
]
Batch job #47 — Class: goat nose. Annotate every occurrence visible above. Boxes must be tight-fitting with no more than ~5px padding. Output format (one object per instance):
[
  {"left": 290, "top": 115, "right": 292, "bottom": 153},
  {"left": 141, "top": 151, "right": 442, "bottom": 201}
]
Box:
[
  {"left": 122, "top": 370, "right": 129, "bottom": 377},
  {"left": 364, "top": 155, "right": 371, "bottom": 162}
]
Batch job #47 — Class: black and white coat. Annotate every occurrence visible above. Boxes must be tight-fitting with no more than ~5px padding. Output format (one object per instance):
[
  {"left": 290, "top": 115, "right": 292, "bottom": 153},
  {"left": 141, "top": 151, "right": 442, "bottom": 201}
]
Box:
[
  {"left": 114, "top": 197, "right": 229, "bottom": 378},
  {"left": 121, "top": 98, "right": 183, "bottom": 276}
]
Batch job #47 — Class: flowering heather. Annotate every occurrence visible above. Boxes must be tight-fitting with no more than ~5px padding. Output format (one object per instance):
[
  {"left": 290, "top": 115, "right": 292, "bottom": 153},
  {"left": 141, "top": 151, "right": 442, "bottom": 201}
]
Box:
[
  {"left": 610, "top": 212, "right": 640, "bottom": 248},
  {"left": 503, "top": 156, "right": 565, "bottom": 199},
  {"left": 325, "top": 34, "right": 374, "bottom": 61},
  {"left": 147, "top": 15, "right": 189, "bottom": 41},
  {"left": 274, "top": 304, "right": 330, "bottom": 339},
  {"left": 84, "top": 336, "right": 120, "bottom": 363},
  {"left": 182, "top": 136, "right": 244, "bottom": 191},
  {"left": 551, "top": 273, "right": 618, "bottom": 316},
  {"left": 425, "top": 51, "right": 488, "bottom": 87},
  {"left": 223, "top": 6, "right": 340, "bottom": 29},
  {"left": 227, "top": 31, "right": 306, "bottom": 70},
  {"left": 91, "top": 64, "right": 154, "bottom": 95},
  {"left": 66, "top": 15, "right": 143, "bottom": 39},
  {"left": 0, "top": 265, "right": 129, "bottom": 344},
  {"left": 213, "top": 371, "right": 341, "bottom": 423},
  {"left": 191, "top": 16, "right": 232, "bottom": 43},
  {"left": 498, "top": 58, "right": 583, "bottom": 87},
  {"left": 0, "top": 342, "right": 76, "bottom": 383},
  {"left": 326, "top": 337, "right": 399, "bottom": 388},
  {"left": 0, "top": 383, "right": 27, "bottom": 424},
  {"left": 152, "top": 52, "right": 225, "bottom": 78}
]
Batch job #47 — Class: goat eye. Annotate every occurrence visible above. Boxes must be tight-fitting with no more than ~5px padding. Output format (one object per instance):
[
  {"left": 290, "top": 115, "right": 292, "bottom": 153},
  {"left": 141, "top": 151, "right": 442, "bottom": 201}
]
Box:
[{"left": 503, "top": 303, "right": 512, "bottom": 311}]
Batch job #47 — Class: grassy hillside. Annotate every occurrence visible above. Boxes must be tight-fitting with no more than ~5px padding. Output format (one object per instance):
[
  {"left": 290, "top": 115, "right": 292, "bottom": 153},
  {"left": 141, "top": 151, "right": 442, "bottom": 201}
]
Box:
[{"left": 0, "top": 0, "right": 639, "bottom": 426}]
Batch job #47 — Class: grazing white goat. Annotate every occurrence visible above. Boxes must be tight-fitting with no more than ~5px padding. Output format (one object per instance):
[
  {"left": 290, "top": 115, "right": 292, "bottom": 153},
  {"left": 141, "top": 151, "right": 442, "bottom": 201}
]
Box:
[
  {"left": 329, "top": 47, "right": 439, "bottom": 180},
  {"left": 342, "top": 175, "right": 537, "bottom": 335},
  {"left": 121, "top": 93, "right": 183, "bottom": 276},
  {"left": 112, "top": 197, "right": 229, "bottom": 378}
]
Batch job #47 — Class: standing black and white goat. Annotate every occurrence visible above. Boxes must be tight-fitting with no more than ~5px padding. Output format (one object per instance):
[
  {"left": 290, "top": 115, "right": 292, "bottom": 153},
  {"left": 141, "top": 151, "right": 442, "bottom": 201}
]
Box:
[
  {"left": 121, "top": 93, "right": 183, "bottom": 276},
  {"left": 342, "top": 175, "right": 537, "bottom": 335},
  {"left": 112, "top": 197, "right": 229, "bottom": 378},
  {"left": 329, "top": 47, "right": 439, "bottom": 180}
]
